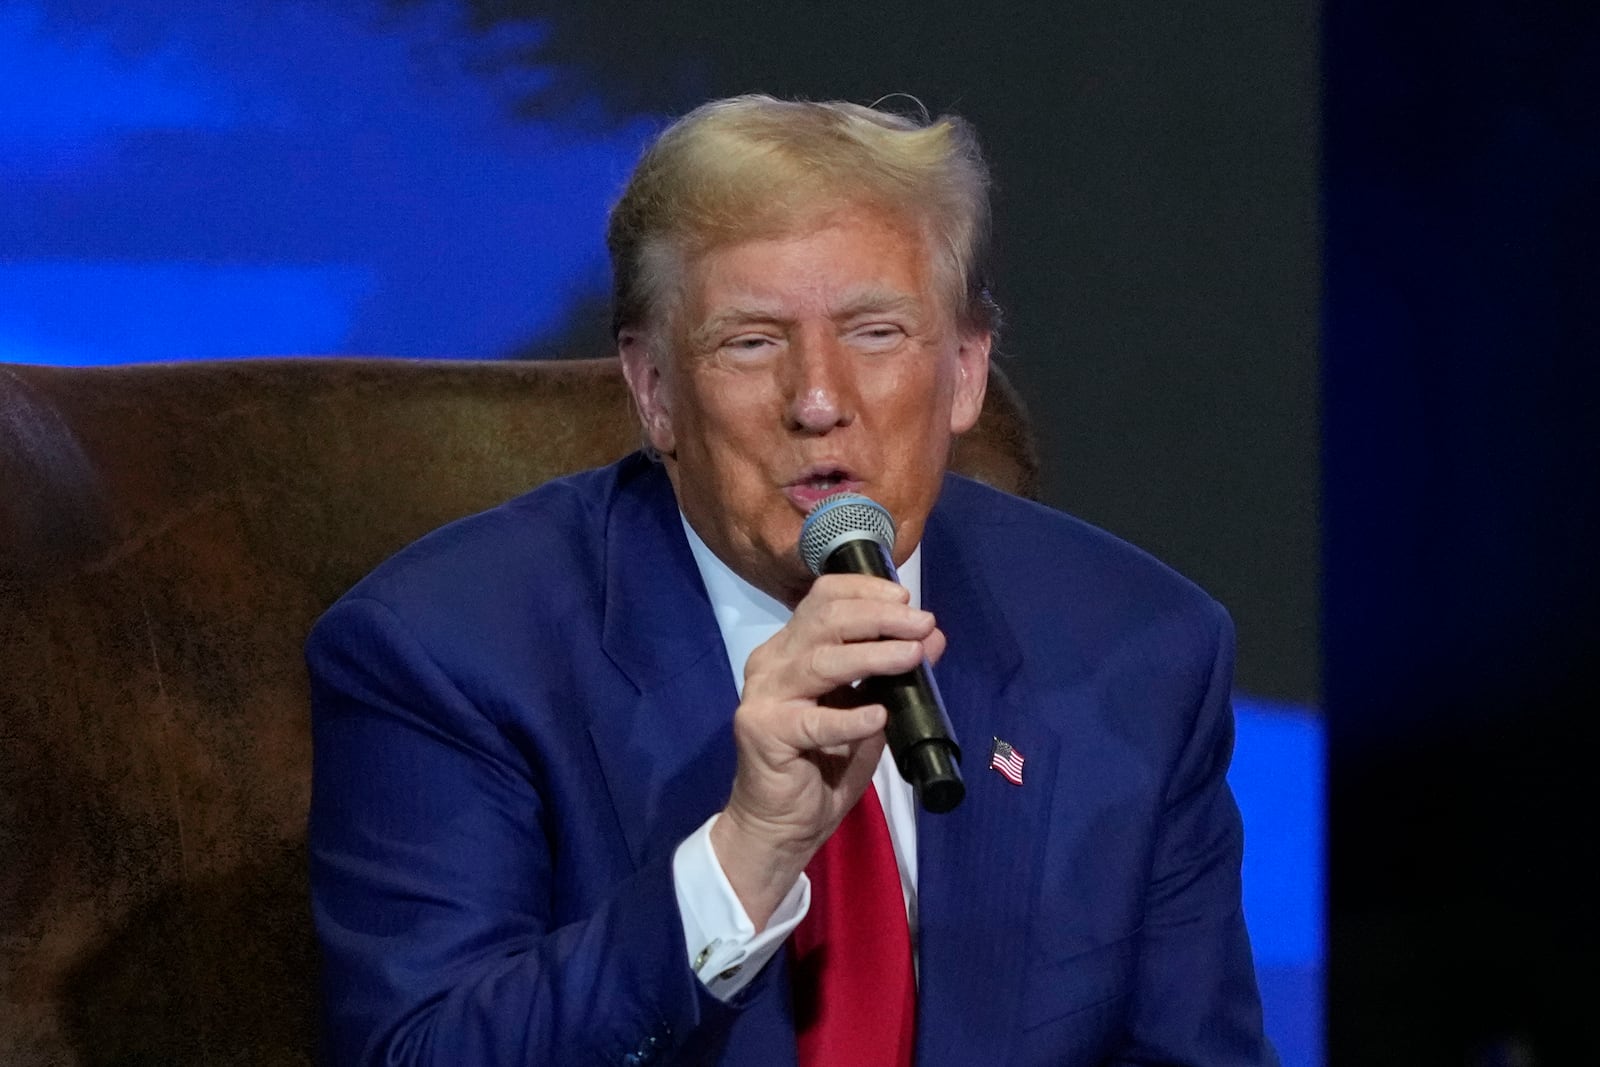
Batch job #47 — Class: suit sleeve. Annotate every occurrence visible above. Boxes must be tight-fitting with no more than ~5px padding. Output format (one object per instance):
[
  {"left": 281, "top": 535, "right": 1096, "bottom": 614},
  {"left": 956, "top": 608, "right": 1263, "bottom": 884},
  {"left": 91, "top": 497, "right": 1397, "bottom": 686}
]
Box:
[
  {"left": 306, "top": 595, "right": 747, "bottom": 1067},
  {"left": 1111, "top": 602, "right": 1280, "bottom": 1067}
]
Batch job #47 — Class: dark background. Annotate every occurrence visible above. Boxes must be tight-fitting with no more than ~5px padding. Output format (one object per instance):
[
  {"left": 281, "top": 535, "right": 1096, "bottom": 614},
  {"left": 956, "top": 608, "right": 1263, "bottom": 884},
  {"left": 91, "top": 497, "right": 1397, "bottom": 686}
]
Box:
[{"left": 1324, "top": 1, "right": 1598, "bottom": 1062}]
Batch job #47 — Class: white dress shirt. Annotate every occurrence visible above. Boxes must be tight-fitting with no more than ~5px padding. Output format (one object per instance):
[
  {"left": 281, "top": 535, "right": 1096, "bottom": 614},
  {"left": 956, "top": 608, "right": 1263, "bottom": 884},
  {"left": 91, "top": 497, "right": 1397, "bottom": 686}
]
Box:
[{"left": 671, "top": 516, "right": 921, "bottom": 999}]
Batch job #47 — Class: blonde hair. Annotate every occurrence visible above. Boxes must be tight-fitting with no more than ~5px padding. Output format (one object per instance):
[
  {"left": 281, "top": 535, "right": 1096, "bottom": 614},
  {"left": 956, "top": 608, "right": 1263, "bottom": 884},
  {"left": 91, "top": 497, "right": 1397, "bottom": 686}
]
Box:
[{"left": 607, "top": 94, "right": 999, "bottom": 340}]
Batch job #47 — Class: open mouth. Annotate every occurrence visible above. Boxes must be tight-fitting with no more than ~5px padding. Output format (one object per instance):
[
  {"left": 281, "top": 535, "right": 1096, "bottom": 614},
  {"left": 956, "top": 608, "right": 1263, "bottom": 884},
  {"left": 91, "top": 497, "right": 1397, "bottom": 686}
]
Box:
[
  {"left": 801, "top": 469, "right": 848, "bottom": 492},
  {"left": 784, "top": 466, "right": 861, "bottom": 509}
]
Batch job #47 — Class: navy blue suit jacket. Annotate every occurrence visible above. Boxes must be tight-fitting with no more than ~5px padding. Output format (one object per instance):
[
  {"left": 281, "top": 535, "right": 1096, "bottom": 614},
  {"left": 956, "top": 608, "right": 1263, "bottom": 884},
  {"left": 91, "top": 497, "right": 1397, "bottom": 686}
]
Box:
[{"left": 307, "top": 453, "right": 1275, "bottom": 1066}]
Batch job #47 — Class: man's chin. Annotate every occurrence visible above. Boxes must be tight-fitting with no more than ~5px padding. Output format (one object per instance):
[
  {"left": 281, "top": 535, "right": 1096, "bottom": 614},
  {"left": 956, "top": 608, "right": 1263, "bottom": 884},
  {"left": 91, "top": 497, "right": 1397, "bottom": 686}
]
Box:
[{"left": 732, "top": 546, "right": 812, "bottom": 609}]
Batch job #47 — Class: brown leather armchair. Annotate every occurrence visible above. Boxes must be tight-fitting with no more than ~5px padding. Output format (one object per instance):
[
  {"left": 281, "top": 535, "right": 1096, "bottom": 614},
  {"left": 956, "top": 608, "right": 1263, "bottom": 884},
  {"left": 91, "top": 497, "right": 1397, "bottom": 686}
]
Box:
[{"left": 0, "top": 357, "right": 1037, "bottom": 1065}]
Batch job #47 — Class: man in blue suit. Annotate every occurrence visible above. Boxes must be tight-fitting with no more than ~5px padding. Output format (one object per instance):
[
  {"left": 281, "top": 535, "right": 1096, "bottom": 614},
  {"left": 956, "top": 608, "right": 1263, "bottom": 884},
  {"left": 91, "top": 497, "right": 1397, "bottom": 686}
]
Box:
[{"left": 308, "top": 96, "right": 1276, "bottom": 1066}]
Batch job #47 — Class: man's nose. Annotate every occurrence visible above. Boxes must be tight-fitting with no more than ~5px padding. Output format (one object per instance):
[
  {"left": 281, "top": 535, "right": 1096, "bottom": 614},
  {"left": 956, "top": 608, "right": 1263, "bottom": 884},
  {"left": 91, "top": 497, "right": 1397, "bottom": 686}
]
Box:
[{"left": 783, "top": 333, "right": 857, "bottom": 433}]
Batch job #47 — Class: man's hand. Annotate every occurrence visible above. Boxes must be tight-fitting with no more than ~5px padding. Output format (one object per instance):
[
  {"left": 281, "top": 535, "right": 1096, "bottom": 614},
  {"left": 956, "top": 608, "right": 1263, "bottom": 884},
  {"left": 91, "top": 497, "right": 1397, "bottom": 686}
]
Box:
[{"left": 709, "top": 573, "right": 946, "bottom": 929}]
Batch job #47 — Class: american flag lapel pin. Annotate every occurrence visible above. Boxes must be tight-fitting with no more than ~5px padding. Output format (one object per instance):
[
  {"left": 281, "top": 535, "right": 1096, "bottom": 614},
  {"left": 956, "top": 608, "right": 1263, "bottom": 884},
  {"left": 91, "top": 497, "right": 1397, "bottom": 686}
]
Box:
[{"left": 989, "top": 736, "right": 1025, "bottom": 786}]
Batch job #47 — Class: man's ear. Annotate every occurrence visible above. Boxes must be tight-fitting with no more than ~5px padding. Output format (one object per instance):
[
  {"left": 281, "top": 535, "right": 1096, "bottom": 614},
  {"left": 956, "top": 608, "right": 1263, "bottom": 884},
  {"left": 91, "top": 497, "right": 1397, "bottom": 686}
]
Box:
[
  {"left": 618, "top": 329, "right": 677, "bottom": 455},
  {"left": 948, "top": 329, "right": 992, "bottom": 436}
]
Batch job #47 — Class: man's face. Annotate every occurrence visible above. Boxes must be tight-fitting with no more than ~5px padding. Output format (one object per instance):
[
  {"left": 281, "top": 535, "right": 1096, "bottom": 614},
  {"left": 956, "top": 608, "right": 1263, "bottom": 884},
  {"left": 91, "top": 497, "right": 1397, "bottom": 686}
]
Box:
[{"left": 620, "top": 205, "right": 990, "bottom": 605}]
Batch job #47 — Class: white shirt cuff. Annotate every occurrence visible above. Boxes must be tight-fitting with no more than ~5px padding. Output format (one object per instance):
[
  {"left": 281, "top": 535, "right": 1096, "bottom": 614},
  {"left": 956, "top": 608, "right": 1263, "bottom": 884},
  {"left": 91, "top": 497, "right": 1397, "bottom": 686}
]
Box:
[{"left": 673, "top": 812, "right": 810, "bottom": 1000}]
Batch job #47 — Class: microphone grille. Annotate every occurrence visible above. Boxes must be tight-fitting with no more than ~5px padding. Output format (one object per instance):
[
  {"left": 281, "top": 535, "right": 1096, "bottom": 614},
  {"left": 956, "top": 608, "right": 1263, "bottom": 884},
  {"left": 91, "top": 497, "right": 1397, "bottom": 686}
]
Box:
[{"left": 798, "top": 493, "right": 897, "bottom": 576}]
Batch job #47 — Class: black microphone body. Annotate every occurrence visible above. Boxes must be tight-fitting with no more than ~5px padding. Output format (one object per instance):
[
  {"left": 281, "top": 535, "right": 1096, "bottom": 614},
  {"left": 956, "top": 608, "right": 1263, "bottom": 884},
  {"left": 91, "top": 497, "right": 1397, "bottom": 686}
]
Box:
[{"left": 801, "top": 498, "right": 965, "bottom": 813}]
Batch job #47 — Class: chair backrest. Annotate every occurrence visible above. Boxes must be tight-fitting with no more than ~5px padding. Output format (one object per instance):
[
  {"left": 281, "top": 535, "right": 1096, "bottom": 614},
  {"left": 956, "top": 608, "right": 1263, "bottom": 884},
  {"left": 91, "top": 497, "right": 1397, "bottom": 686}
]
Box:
[{"left": 0, "top": 356, "right": 1037, "bottom": 1065}]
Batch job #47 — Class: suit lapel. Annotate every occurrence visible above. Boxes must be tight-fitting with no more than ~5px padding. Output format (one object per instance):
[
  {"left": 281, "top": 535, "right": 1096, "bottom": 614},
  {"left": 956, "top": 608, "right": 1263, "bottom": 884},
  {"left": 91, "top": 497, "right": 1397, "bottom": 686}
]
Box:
[
  {"left": 915, "top": 504, "right": 1062, "bottom": 1066},
  {"left": 587, "top": 459, "right": 799, "bottom": 1066},
  {"left": 589, "top": 461, "right": 741, "bottom": 870}
]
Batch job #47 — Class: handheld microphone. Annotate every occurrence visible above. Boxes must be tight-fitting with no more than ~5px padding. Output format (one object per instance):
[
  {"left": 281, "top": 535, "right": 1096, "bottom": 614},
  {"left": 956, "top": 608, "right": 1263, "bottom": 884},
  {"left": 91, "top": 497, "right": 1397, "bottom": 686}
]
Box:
[{"left": 799, "top": 493, "right": 965, "bottom": 814}]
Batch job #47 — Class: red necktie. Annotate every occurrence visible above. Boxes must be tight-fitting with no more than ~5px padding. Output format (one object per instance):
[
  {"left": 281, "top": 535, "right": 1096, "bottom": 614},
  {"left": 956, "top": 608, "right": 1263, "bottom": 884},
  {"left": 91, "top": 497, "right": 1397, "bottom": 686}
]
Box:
[{"left": 790, "top": 785, "right": 916, "bottom": 1066}]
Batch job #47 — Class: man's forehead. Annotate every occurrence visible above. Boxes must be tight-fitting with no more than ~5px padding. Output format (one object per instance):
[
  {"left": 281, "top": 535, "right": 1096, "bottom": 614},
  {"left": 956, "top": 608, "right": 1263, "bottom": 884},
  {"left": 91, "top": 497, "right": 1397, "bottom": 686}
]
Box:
[
  {"left": 688, "top": 212, "right": 933, "bottom": 294},
  {"left": 699, "top": 283, "right": 925, "bottom": 318}
]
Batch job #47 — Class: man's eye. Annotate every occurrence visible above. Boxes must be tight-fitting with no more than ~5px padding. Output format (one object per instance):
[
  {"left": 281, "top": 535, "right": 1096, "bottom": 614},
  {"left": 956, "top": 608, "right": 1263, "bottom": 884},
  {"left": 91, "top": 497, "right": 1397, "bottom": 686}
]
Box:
[
  {"left": 724, "top": 335, "right": 774, "bottom": 351},
  {"left": 852, "top": 324, "right": 905, "bottom": 348}
]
